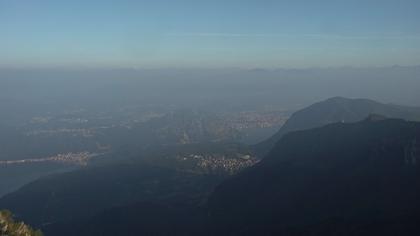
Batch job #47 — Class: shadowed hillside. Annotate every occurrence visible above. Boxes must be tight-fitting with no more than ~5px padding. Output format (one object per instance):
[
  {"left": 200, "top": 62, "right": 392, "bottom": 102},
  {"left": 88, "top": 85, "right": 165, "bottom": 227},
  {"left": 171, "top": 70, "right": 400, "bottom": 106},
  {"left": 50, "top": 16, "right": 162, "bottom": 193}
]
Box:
[{"left": 210, "top": 118, "right": 420, "bottom": 235}]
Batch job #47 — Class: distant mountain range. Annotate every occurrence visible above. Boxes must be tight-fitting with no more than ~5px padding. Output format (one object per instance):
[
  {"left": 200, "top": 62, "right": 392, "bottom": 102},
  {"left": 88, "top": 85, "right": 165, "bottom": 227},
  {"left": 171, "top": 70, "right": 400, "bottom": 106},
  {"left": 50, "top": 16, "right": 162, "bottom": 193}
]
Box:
[{"left": 255, "top": 97, "right": 420, "bottom": 156}]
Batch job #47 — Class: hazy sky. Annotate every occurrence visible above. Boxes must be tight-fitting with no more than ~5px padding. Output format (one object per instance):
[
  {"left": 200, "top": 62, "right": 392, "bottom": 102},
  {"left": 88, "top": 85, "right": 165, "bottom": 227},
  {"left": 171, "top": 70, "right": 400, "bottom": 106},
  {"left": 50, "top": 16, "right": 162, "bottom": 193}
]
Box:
[{"left": 1, "top": 0, "right": 420, "bottom": 68}]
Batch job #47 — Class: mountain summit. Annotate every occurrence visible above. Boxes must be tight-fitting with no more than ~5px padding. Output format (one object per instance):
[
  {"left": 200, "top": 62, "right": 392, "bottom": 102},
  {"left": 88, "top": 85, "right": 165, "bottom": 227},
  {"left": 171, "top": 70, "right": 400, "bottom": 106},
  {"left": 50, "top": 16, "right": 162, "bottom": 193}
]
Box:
[{"left": 255, "top": 97, "right": 420, "bottom": 156}]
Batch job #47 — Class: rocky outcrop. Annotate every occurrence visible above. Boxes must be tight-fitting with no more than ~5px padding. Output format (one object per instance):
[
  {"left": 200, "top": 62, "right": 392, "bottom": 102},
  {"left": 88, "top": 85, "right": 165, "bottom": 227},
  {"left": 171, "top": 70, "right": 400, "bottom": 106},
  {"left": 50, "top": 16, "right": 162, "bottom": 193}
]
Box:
[{"left": 0, "top": 210, "right": 42, "bottom": 236}]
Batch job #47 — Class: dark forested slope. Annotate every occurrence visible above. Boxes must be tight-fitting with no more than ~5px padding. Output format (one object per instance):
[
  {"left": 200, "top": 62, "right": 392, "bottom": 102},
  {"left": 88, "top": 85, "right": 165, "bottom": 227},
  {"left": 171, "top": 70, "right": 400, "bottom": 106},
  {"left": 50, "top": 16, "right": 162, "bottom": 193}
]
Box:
[{"left": 210, "top": 118, "right": 420, "bottom": 235}]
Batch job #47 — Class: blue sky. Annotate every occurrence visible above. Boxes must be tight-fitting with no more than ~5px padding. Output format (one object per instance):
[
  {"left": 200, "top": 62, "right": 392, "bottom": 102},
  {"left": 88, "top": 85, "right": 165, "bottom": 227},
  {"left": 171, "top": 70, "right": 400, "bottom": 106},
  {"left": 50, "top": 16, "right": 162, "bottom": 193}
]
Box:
[{"left": 1, "top": 0, "right": 420, "bottom": 68}]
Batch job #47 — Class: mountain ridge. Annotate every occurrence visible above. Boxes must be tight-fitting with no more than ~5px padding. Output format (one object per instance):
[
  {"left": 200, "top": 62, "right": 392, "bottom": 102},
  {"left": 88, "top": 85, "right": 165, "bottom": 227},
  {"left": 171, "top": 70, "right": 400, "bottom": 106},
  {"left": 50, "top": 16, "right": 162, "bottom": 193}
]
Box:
[{"left": 255, "top": 97, "right": 420, "bottom": 156}]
